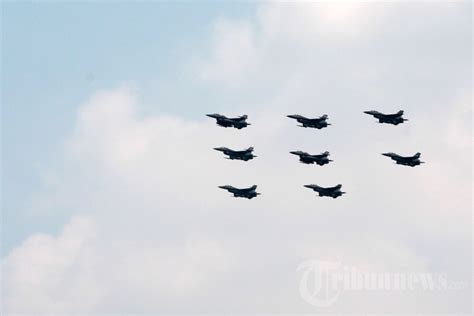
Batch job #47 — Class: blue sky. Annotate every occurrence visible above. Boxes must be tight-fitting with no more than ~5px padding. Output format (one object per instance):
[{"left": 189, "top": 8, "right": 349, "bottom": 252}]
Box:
[
  {"left": 1, "top": 1, "right": 472, "bottom": 313},
  {"left": 2, "top": 1, "right": 256, "bottom": 254}
]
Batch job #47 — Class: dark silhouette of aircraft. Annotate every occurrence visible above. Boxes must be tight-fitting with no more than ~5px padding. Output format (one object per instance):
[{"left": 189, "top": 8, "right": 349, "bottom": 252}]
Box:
[
  {"left": 364, "top": 110, "right": 408, "bottom": 125},
  {"left": 304, "top": 184, "right": 345, "bottom": 198},
  {"left": 287, "top": 114, "right": 330, "bottom": 129},
  {"left": 206, "top": 114, "right": 250, "bottom": 129},
  {"left": 290, "top": 151, "right": 332, "bottom": 165},
  {"left": 214, "top": 147, "right": 256, "bottom": 161},
  {"left": 218, "top": 185, "right": 260, "bottom": 199},
  {"left": 382, "top": 152, "right": 424, "bottom": 167}
]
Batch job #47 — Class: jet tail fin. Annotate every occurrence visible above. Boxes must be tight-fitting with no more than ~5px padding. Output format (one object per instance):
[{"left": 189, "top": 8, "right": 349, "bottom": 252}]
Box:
[
  {"left": 414, "top": 152, "right": 421, "bottom": 159},
  {"left": 397, "top": 110, "right": 404, "bottom": 116},
  {"left": 320, "top": 114, "right": 328, "bottom": 120}
]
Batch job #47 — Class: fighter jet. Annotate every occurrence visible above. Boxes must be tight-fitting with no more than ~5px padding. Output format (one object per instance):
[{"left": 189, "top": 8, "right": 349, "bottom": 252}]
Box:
[
  {"left": 214, "top": 147, "right": 256, "bottom": 161},
  {"left": 206, "top": 114, "right": 250, "bottom": 129},
  {"left": 364, "top": 110, "right": 408, "bottom": 125},
  {"left": 290, "top": 151, "right": 332, "bottom": 166},
  {"left": 304, "top": 184, "right": 346, "bottom": 198},
  {"left": 287, "top": 114, "right": 330, "bottom": 129},
  {"left": 218, "top": 185, "right": 260, "bottom": 199},
  {"left": 382, "top": 152, "right": 424, "bottom": 167}
]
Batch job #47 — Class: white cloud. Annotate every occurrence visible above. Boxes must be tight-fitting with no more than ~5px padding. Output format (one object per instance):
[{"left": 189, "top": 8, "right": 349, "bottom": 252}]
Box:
[
  {"left": 199, "top": 18, "right": 257, "bottom": 85},
  {"left": 2, "top": 2, "right": 472, "bottom": 314},
  {"left": 2, "top": 217, "right": 100, "bottom": 313},
  {"left": 3, "top": 213, "right": 237, "bottom": 313}
]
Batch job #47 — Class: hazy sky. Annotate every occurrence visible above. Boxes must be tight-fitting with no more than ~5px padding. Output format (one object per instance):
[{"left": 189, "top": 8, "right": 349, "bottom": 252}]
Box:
[{"left": 2, "top": 1, "right": 472, "bottom": 314}]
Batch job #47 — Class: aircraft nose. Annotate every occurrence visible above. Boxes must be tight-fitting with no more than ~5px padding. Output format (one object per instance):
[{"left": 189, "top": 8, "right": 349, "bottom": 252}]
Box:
[
  {"left": 287, "top": 115, "right": 296, "bottom": 118},
  {"left": 290, "top": 151, "right": 299, "bottom": 155},
  {"left": 213, "top": 147, "right": 224, "bottom": 151},
  {"left": 303, "top": 185, "right": 312, "bottom": 188}
]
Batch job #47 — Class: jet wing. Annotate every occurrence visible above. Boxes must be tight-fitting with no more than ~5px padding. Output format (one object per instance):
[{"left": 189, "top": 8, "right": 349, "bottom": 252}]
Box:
[
  {"left": 239, "top": 186, "right": 257, "bottom": 193},
  {"left": 328, "top": 184, "right": 342, "bottom": 191},
  {"left": 307, "top": 117, "right": 325, "bottom": 123},
  {"left": 233, "top": 148, "right": 252, "bottom": 154},
  {"left": 219, "top": 117, "right": 236, "bottom": 124},
  {"left": 384, "top": 111, "right": 404, "bottom": 118},
  {"left": 230, "top": 115, "right": 248, "bottom": 122}
]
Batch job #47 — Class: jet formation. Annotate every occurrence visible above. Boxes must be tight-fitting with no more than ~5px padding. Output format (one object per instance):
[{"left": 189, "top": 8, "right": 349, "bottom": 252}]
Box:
[
  {"left": 207, "top": 110, "right": 422, "bottom": 199},
  {"left": 290, "top": 151, "right": 331, "bottom": 166},
  {"left": 287, "top": 114, "right": 330, "bottom": 129},
  {"left": 206, "top": 113, "right": 250, "bottom": 129},
  {"left": 214, "top": 147, "right": 256, "bottom": 161},
  {"left": 364, "top": 110, "right": 407, "bottom": 125},
  {"left": 382, "top": 152, "right": 424, "bottom": 167}
]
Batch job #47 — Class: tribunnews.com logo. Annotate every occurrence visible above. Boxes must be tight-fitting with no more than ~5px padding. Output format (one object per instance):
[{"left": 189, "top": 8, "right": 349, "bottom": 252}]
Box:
[{"left": 297, "top": 259, "right": 467, "bottom": 307}]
